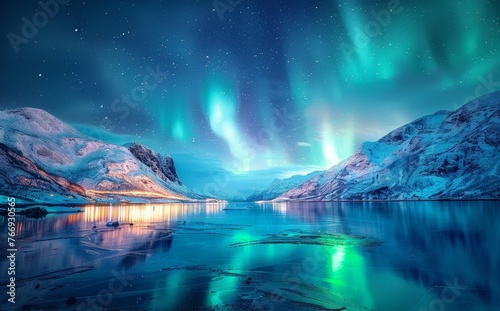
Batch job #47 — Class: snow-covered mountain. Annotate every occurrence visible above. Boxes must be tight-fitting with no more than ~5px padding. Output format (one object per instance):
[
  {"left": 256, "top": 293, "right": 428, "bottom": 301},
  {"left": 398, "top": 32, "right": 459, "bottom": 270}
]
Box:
[
  {"left": 0, "top": 108, "right": 203, "bottom": 203},
  {"left": 246, "top": 170, "right": 322, "bottom": 201},
  {"left": 277, "top": 92, "right": 500, "bottom": 201}
]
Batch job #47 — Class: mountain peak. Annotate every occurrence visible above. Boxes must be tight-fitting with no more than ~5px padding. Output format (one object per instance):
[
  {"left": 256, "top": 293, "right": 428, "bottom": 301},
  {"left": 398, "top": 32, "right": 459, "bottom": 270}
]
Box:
[{"left": 1, "top": 107, "right": 78, "bottom": 135}]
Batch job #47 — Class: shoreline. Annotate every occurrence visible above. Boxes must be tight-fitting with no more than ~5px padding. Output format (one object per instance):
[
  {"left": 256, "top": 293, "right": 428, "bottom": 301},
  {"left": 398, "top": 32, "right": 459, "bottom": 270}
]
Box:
[{"left": 2, "top": 198, "right": 499, "bottom": 209}]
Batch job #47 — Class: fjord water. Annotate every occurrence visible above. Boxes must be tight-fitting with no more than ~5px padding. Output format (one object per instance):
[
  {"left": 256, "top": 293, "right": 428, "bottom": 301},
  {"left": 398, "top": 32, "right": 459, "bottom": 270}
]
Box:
[{"left": 1, "top": 201, "right": 499, "bottom": 311}]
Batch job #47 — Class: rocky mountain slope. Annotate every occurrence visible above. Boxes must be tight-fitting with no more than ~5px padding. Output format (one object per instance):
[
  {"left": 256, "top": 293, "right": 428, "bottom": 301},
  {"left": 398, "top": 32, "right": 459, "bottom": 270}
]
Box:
[
  {"left": 276, "top": 92, "right": 500, "bottom": 201},
  {"left": 127, "top": 142, "right": 182, "bottom": 185},
  {"left": 0, "top": 108, "right": 202, "bottom": 204}
]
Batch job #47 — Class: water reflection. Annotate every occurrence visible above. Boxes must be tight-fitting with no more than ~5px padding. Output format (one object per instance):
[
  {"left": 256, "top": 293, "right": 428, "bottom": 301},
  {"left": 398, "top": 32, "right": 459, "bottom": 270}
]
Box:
[
  {"left": 0, "top": 204, "right": 226, "bottom": 281},
  {"left": 273, "top": 201, "right": 500, "bottom": 310},
  {"left": 0, "top": 201, "right": 498, "bottom": 310},
  {"left": 119, "top": 230, "right": 174, "bottom": 270}
]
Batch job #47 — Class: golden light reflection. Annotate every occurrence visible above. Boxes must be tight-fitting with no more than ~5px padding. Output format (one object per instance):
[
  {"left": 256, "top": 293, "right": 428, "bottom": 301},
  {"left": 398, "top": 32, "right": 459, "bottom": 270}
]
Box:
[
  {"left": 9, "top": 203, "right": 227, "bottom": 240},
  {"left": 82, "top": 203, "right": 227, "bottom": 224}
]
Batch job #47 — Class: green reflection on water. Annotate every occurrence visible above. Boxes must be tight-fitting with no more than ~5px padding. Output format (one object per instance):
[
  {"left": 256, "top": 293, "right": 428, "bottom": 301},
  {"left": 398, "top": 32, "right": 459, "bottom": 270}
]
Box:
[{"left": 1, "top": 201, "right": 498, "bottom": 310}]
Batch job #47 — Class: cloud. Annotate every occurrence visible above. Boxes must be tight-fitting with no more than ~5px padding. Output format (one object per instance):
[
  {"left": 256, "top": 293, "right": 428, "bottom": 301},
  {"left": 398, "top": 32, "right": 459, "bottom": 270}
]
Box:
[{"left": 297, "top": 141, "right": 312, "bottom": 147}]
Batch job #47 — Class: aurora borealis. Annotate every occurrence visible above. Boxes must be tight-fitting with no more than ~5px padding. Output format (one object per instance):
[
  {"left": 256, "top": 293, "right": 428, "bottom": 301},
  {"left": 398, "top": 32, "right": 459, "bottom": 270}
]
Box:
[{"left": 1, "top": 0, "right": 500, "bottom": 195}]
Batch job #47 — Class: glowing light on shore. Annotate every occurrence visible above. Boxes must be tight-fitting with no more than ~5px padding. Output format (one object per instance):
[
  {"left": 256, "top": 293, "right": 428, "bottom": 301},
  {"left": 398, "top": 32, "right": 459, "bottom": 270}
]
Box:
[{"left": 86, "top": 189, "right": 186, "bottom": 200}]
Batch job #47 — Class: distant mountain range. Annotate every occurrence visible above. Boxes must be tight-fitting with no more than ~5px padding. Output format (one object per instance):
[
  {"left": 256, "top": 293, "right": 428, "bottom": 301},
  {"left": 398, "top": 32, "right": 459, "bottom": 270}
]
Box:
[
  {"left": 251, "top": 92, "right": 500, "bottom": 201},
  {"left": 0, "top": 108, "right": 206, "bottom": 204},
  {"left": 246, "top": 170, "right": 322, "bottom": 202}
]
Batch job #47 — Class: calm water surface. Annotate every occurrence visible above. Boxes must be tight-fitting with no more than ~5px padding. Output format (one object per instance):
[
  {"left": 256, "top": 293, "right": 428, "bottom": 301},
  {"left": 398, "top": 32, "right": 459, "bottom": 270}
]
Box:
[{"left": 0, "top": 201, "right": 499, "bottom": 311}]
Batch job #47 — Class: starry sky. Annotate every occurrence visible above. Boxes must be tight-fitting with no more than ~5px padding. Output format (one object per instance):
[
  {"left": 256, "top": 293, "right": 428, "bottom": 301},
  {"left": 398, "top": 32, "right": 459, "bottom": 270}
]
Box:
[{"left": 1, "top": 0, "right": 500, "bottom": 196}]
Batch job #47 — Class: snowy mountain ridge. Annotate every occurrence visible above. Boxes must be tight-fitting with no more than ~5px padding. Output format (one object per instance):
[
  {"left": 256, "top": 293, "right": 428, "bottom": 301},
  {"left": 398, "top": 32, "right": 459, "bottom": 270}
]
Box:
[{"left": 276, "top": 92, "right": 500, "bottom": 201}]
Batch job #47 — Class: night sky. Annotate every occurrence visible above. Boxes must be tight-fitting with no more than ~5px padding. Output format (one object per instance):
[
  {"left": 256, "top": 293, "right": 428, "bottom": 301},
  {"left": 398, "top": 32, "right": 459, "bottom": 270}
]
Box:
[{"left": 1, "top": 0, "right": 500, "bottom": 196}]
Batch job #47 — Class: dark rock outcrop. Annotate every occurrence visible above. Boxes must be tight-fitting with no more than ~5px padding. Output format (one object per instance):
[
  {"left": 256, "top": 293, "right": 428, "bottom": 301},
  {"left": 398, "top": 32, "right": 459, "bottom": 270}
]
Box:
[{"left": 127, "top": 143, "right": 182, "bottom": 185}]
